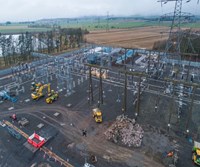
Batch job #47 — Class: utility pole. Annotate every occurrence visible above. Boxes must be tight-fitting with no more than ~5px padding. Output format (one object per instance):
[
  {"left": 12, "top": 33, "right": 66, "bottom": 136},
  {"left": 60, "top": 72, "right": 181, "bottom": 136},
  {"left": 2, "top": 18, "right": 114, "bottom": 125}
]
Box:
[
  {"left": 106, "top": 11, "right": 109, "bottom": 32},
  {"left": 147, "top": 51, "right": 151, "bottom": 74},
  {"left": 155, "top": 94, "right": 160, "bottom": 112},
  {"left": 131, "top": 49, "right": 134, "bottom": 66},
  {"left": 98, "top": 17, "right": 100, "bottom": 28},
  {"left": 88, "top": 66, "right": 94, "bottom": 104},
  {"left": 167, "top": 82, "right": 175, "bottom": 132},
  {"left": 186, "top": 55, "right": 191, "bottom": 81},
  {"left": 157, "top": 51, "right": 160, "bottom": 66},
  {"left": 185, "top": 86, "right": 196, "bottom": 133},
  {"left": 131, "top": 50, "right": 135, "bottom": 83},
  {"left": 124, "top": 49, "right": 127, "bottom": 65},
  {"left": 136, "top": 76, "right": 142, "bottom": 116},
  {"left": 122, "top": 66, "right": 127, "bottom": 112},
  {"left": 98, "top": 68, "right": 103, "bottom": 105}
]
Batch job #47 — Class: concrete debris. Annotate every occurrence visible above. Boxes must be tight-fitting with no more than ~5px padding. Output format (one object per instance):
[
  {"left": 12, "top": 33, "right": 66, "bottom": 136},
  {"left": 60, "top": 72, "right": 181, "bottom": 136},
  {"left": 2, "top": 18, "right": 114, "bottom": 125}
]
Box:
[
  {"left": 67, "top": 143, "right": 75, "bottom": 149},
  {"left": 38, "top": 163, "right": 51, "bottom": 167},
  {"left": 104, "top": 115, "right": 144, "bottom": 147},
  {"left": 103, "top": 155, "right": 111, "bottom": 161},
  {"left": 84, "top": 163, "right": 95, "bottom": 167}
]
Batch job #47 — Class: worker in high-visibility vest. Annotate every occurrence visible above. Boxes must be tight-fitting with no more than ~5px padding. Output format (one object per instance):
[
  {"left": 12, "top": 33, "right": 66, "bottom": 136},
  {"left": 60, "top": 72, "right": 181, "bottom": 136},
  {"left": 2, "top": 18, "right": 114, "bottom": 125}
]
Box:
[{"left": 167, "top": 151, "right": 174, "bottom": 157}]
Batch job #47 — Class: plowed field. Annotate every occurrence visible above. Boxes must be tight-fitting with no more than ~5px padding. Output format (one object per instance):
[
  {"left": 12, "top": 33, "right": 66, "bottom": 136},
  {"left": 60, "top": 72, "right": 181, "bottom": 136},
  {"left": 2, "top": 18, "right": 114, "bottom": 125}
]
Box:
[{"left": 85, "top": 26, "right": 169, "bottom": 49}]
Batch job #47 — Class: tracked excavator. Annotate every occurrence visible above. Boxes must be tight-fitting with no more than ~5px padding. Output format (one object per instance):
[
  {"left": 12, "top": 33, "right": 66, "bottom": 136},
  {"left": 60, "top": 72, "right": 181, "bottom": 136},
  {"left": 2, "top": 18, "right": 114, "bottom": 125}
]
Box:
[
  {"left": 31, "top": 84, "right": 51, "bottom": 100},
  {"left": 30, "top": 82, "right": 42, "bottom": 91},
  {"left": 31, "top": 84, "right": 58, "bottom": 103},
  {"left": 46, "top": 90, "right": 59, "bottom": 104},
  {"left": 192, "top": 141, "right": 200, "bottom": 165}
]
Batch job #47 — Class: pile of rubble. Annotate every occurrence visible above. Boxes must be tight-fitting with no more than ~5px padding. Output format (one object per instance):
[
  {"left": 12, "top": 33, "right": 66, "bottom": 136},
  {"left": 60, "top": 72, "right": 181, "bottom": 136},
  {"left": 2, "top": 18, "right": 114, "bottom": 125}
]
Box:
[{"left": 104, "top": 115, "right": 144, "bottom": 147}]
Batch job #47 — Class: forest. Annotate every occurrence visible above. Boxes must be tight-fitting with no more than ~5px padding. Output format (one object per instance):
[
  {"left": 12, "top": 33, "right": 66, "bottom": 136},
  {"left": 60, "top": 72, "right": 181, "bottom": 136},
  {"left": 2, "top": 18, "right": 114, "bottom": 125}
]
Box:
[{"left": 0, "top": 28, "right": 88, "bottom": 67}]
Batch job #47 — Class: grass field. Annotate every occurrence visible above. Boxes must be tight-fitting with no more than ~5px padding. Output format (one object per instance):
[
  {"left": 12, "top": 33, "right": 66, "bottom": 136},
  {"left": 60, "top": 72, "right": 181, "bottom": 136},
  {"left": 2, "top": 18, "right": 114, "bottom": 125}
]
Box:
[
  {"left": 0, "top": 24, "right": 51, "bottom": 34},
  {"left": 59, "top": 18, "right": 200, "bottom": 30},
  {"left": 1, "top": 18, "right": 200, "bottom": 34},
  {"left": 60, "top": 20, "right": 162, "bottom": 29}
]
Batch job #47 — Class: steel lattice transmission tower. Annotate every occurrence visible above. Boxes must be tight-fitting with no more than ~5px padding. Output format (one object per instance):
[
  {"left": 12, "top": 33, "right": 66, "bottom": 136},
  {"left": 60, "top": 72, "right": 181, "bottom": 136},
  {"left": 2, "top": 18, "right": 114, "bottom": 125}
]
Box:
[
  {"left": 158, "top": 0, "right": 199, "bottom": 61},
  {"left": 106, "top": 11, "right": 110, "bottom": 32}
]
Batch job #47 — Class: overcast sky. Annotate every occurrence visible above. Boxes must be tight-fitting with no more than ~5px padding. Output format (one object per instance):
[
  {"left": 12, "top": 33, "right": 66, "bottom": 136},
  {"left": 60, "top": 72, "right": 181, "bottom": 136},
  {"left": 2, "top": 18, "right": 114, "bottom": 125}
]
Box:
[{"left": 0, "top": 0, "right": 199, "bottom": 22}]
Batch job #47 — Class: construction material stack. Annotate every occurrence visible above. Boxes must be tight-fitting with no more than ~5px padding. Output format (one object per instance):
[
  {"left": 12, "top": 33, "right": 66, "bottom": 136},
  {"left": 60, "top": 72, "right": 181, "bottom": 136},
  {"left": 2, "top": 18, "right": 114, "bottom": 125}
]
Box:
[{"left": 104, "top": 115, "right": 144, "bottom": 147}]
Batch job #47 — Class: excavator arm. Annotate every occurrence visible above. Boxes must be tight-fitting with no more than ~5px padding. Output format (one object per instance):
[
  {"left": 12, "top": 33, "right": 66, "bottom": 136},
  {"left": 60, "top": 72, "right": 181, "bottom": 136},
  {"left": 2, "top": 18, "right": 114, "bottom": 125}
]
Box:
[{"left": 31, "top": 84, "right": 51, "bottom": 100}]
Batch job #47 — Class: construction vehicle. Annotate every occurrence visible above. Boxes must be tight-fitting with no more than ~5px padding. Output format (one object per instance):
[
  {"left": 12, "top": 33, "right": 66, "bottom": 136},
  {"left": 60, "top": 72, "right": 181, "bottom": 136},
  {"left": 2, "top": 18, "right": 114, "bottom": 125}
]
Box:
[
  {"left": 92, "top": 108, "right": 102, "bottom": 123},
  {"left": 18, "top": 117, "right": 29, "bottom": 126},
  {"left": 192, "top": 141, "right": 200, "bottom": 165},
  {"left": 0, "top": 90, "right": 17, "bottom": 103},
  {"left": 31, "top": 83, "right": 51, "bottom": 100},
  {"left": 30, "top": 82, "right": 42, "bottom": 91},
  {"left": 46, "top": 90, "right": 59, "bottom": 104}
]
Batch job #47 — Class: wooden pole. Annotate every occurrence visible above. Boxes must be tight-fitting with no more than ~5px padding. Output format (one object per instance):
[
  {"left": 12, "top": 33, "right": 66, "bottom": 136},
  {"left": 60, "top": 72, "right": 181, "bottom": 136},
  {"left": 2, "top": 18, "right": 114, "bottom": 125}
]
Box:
[
  {"left": 122, "top": 66, "right": 127, "bottom": 112},
  {"left": 89, "top": 67, "right": 93, "bottom": 103},
  {"left": 185, "top": 86, "right": 196, "bottom": 131},
  {"left": 136, "top": 76, "right": 142, "bottom": 116}
]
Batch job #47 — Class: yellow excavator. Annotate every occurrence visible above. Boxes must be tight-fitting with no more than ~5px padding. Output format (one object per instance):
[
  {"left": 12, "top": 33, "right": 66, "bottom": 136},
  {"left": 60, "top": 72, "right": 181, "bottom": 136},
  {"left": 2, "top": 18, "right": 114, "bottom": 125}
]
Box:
[
  {"left": 30, "top": 82, "right": 42, "bottom": 91},
  {"left": 92, "top": 108, "right": 102, "bottom": 123},
  {"left": 192, "top": 141, "right": 200, "bottom": 166},
  {"left": 46, "top": 90, "right": 59, "bottom": 104},
  {"left": 31, "top": 84, "right": 51, "bottom": 100}
]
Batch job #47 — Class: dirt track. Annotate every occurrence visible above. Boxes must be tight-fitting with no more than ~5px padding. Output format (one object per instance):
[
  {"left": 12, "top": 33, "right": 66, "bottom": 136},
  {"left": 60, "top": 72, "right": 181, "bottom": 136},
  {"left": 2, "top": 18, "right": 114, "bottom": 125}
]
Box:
[{"left": 85, "top": 26, "right": 169, "bottom": 49}]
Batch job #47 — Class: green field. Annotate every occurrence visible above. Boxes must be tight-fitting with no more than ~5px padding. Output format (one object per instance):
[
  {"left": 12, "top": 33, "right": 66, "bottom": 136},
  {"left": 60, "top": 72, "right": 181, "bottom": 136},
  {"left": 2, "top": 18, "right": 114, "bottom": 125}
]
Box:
[
  {"left": 60, "top": 19, "right": 164, "bottom": 30},
  {"left": 1, "top": 18, "right": 200, "bottom": 34},
  {"left": 0, "top": 24, "right": 51, "bottom": 34}
]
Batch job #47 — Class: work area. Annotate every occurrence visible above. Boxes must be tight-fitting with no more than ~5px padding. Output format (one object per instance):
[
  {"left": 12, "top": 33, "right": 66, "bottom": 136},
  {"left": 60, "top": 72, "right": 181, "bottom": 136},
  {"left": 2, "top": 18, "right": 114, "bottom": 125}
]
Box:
[
  {"left": 0, "top": 0, "right": 200, "bottom": 167},
  {"left": 0, "top": 42, "right": 200, "bottom": 167}
]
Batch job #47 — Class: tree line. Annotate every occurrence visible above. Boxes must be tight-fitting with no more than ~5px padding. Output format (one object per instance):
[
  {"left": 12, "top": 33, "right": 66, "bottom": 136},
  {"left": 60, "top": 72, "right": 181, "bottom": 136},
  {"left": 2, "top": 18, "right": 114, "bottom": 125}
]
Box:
[{"left": 0, "top": 28, "right": 88, "bottom": 67}]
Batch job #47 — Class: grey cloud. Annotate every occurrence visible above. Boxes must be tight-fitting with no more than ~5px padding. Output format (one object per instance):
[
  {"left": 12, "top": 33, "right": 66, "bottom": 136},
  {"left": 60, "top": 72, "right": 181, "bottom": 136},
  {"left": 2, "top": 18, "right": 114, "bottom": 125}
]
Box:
[{"left": 0, "top": 0, "right": 199, "bottom": 22}]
